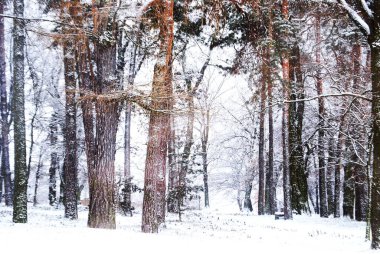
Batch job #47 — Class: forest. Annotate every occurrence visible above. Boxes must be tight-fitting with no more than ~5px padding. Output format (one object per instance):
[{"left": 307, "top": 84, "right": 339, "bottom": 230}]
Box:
[{"left": 0, "top": 0, "right": 380, "bottom": 251}]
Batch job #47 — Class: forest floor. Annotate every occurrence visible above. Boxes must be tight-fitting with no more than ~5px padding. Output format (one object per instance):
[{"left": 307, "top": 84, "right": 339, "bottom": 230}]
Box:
[{"left": 0, "top": 204, "right": 374, "bottom": 253}]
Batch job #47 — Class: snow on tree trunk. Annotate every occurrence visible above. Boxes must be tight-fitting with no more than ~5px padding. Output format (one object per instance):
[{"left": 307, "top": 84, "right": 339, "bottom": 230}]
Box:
[
  {"left": 12, "top": 0, "right": 27, "bottom": 223},
  {"left": 142, "top": 0, "right": 174, "bottom": 233},
  {"left": 281, "top": 0, "right": 292, "bottom": 220},
  {"left": 49, "top": 113, "right": 59, "bottom": 206},
  {"left": 289, "top": 44, "right": 308, "bottom": 214},
  {"left": 257, "top": 59, "right": 268, "bottom": 215},
  {"left": 0, "top": 0, "right": 12, "bottom": 207},
  {"left": 63, "top": 36, "right": 78, "bottom": 220},
  {"left": 369, "top": 18, "right": 380, "bottom": 249},
  {"left": 315, "top": 14, "right": 328, "bottom": 218}
]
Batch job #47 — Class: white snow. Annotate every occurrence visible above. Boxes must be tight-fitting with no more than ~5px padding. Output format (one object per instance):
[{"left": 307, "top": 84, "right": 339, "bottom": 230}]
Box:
[{"left": 0, "top": 204, "right": 373, "bottom": 253}]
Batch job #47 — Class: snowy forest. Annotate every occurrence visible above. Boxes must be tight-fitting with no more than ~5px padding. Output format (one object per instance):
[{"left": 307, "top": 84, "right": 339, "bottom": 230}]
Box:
[{"left": 1, "top": 0, "right": 380, "bottom": 252}]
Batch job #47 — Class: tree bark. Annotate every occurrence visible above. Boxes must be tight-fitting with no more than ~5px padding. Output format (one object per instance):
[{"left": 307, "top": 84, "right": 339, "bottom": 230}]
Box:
[
  {"left": 281, "top": 0, "right": 292, "bottom": 220},
  {"left": 0, "top": 0, "right": 12, "bottom": 206},
  {"left": 258, "top": 55, "right": 266, "bottom": 216},
  {"left": 289, "top": 44, "right": 308, "bottom": 214},
  {"left": 49, "top": 113, "right": 59, "bottom": 206},
  {"left": 315, "top": 14, "right": 328, "bottom": 218},
  {"left": 12, "top": 0, "right": 27, "bottom": 223},
  {"left": 142, "top": 0, "right": 174, "bottom": 233},
  {"left": 202, "top": 109, "right": 210, "bottom": 208}
]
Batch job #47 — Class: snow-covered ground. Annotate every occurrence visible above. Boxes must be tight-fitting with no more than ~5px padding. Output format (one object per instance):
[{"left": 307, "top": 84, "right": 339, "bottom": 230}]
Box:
[{"left": 0, "top": 204, "right": 374, "bottom": 253}]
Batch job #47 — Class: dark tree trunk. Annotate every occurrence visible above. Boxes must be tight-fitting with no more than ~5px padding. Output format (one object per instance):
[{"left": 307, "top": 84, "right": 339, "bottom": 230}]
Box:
[
  {"left": 369, "top": 24, "right": 380, "bottom": 247},
  {"left": 266, "top": 7, "right": 275, "bottom": 214},
  {"left": 88, "top": 6, "right": 120, "bottom": 229},
  {"left": 258, "top": 57, "right": 266, "bottom": 216},
  {"left": 0, "top": 0, "right": 12, "bottom": 206},
  {"left": 12, "top": 0, "right": 27, "bottom": 223},
  {"left": 327, "top": 137, "right": 335, "bottom": 216},
  {"left": 33, "top": 153, "right": 43, "bottom": 206},
  {"left": 289, "top": 44, "right": 308, "bottom": 214},
  {"left": 49, "top": 113, "right": 59, "bottom": 206},
  {"left": 315, "top": 15, "right": 328, "bottom": 218},
  {"left": 63, "top": 36, "right": 78, "bottom": 219},
  {"left": 142, "top": 0, "right": 174, "bottom": 233}
]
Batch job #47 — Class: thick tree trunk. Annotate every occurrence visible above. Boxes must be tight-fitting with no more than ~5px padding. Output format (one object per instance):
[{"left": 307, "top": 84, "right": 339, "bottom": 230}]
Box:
[
  {"left": 12, "top": 0, "right": 27, "bottom": 223},
  {"left": 289, "top": 44, "right": 308, "bottom": 214},
  {"left": 49, "top": 113, "right": 59, "bottom": 206},
  {"left": 0, "top": 0, "right": 12, "bottom": 206},
  {"left": 142, "top": 0, "right": 174, "bottom": 233},
  {"left": 315, "top": 15, "right": 328, "bottom": 218},
  {"left": 281, "top": 0, "right": 292, "bottom": 220}
]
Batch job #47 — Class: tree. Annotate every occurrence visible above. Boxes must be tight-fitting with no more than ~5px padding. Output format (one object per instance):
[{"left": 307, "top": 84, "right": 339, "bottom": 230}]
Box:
[
  {"left": 12, "top": 0, "right": 27, "bottom": 223},
  {"left": 141, "top": 0, "right": 174, "bottom": 233},
  {"left": 335, "top": 0, "right": 380, "bottom": 249},
  {"left": 0, "top": 0, "right": 12, "bottom": 206}
]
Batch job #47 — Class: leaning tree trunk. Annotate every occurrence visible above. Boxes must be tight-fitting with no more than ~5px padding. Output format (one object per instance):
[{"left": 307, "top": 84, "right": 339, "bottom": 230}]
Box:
[
  {"left": 315, "top": 14, "right": 328, "bottom": 218},
  {"left": 142, "top": 0, "right": 174, "bottom": 233},
  {"left": 12, "top": 0, "right": 27, "bottom": 223},
  {"left": 0, "top": 0, "right": 12, "bottom": 206},
  {"left": 281, "top": 0, "right": 292, "bottom": 220}
]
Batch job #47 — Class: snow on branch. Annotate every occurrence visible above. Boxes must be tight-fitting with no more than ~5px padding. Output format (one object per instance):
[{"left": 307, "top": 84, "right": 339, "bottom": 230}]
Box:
[
  {"left": 284, "top": 92, "right": 372, "bottom": 103},
  {"left": 360, "top": 0, "right": 374, "bottom": 18},
  {"left": 338, "top": 0, "right": 371, "bottom": 35}
]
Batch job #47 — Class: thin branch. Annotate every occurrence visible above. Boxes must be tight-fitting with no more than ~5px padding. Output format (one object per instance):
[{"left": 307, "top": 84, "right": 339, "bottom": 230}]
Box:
[{"left": 284, "top": 92, "right": 371, "bottom": 103}]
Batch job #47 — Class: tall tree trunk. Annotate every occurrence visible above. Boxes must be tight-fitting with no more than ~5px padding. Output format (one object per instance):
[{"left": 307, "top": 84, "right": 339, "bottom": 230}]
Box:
[
  {"left": 0, "top": 0, "right": 12, "bottom": 206},
  {"left": 281, "top": 0, "right": 292, "bottom": 220},
  {"left": 63, "top": 36, "right": 78, "bottom": 219},
  {"left": 315, "top": 14, "right": 328, "bottom": 218},
  {"left": 142, "top": 0, "right": 174, "bottom": 233},
  {"left": 49, "top": 113, "right": 59, "bottom": 206},
  {"left": 266, "top": 4, "right": 275, "bottom": 215},
  {"left": 289, "top": 44, "right": 308, "bottom": 214},
  {"left": 258, "top": 55, "right": 266, "bottom": 216},
  {"left": 88, "top": 5, "right": 120, "bottom": 229},
  {"left": 327, "top": 137, "right": 335, "bottom": 216},
  {"left": 12, "top": 0, "right": 27, "bottom": 223},
  {"left": 369, "top": 22, "right": 380, "bottom": 248}
]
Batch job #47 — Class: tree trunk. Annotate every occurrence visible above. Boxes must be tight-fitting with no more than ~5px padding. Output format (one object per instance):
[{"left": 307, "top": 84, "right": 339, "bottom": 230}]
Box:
[
  {"left": 202, "top": 109, "right": 210, "bottom": 208},
  {"left": 0, "top": 0, "right": 12, "bottom": 206},
  {"left": 63, "top": 35, "right": 78, "bottom": 219},
  {"left": 167, "top": 114, "right": 179, "bottom": 213},
  {"left": 369, "top": 23, "right": 380, "bottom": 248},
  {"left": 266, "top": 5, "right": 275, "bottom": 215},
  {"left": 258, "top": 55, "right": 266, "bottom": 216},
  {"left": 49, "top": 113, "right": 59, "bottom": 206},
  {"left": 33, "top": 153, "right": 43, "bottom": 206},
  {"left": 142, "top": 0, "right": 174, "bottom": 233},
  {"left": 12, "top": 0, "right": 27, "bottom": 223},
  {"left": 289, "top": 44, "right": 308, "bottom": 214},
  {"left": 281, "top": 0, "right": 292, "bottom": 220},
  {"left": 315, "top": 14, "right": 328, "bottom": 218},
  {"left": 327, "top": 137, "right": 335, "bottom": 216}
]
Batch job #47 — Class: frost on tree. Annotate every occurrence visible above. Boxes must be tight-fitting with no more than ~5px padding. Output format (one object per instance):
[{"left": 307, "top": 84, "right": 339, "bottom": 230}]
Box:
[
  {"left": 336, "top": 0, "right": 380, "bottom": 249},
  {"left": 12, "top": 0, "right": 27, "bottom": 223}
]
